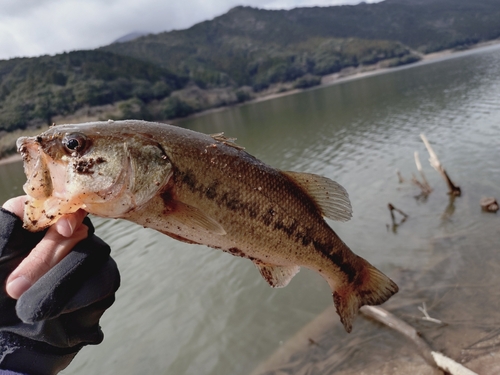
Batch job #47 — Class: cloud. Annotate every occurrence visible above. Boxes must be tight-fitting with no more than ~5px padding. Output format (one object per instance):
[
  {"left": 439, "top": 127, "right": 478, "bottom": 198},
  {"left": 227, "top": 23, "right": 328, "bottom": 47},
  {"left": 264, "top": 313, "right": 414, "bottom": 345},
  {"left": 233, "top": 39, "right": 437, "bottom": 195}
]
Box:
[{"left": 0, "top": 0, "right": 380, "bottom": 61}]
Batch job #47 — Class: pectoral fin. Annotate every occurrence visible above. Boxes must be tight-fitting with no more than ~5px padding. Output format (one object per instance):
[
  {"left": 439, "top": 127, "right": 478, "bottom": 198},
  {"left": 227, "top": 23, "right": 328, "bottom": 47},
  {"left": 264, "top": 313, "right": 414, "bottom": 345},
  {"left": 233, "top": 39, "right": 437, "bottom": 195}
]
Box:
[
  {"left": 167, "top": 200, "right": 226, "bottom": 235},
  {"left": 283, "top": 171, "right": 352, "bottom": 222},
  {"left": 254, "top": 262, "right": 300, "bottom": 288}
]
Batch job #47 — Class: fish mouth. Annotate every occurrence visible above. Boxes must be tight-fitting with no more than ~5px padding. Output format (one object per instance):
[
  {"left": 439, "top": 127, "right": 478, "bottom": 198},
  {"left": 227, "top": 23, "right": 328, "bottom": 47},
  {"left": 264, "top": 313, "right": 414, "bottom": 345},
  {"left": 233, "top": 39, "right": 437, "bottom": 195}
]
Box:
[
  {"left": 17, "top": 135, "right": 71, "bottom": 231},
  {"left": 17, "top": 136, "right": 54, "bottom": 200}
]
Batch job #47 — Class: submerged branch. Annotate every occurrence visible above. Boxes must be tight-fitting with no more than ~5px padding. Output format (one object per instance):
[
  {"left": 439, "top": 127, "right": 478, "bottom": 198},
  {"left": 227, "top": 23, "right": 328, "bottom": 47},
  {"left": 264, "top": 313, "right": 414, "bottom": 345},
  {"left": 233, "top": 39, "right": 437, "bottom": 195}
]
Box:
[
  {"left": 388, "top": 203, "right": 408, "bottom": 223},
  {"left": 387, "top": 203, "right": 408, "bottom": 233},
  {"left": 396, "top": 169, "right": 405, "bottom": 183},
  {"left": 418, "top": 302, "right": 443, "bottom": 324},
  {"left": 480, "top": 197, "right": 499, "bottom": 213},
  {"left": 420, "top": 134, "right": 461, "bottom": 196},
  {"left": 413, "top": 151, "right": 433, "bottom": 195}
]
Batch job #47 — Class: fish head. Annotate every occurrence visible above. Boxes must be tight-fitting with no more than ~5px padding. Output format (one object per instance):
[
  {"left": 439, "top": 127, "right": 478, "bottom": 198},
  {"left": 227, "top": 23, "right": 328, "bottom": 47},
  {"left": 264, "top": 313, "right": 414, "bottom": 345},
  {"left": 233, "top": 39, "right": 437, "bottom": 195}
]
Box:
[{"left": 17, "top": 122, "right": 173, "bottom": 231}]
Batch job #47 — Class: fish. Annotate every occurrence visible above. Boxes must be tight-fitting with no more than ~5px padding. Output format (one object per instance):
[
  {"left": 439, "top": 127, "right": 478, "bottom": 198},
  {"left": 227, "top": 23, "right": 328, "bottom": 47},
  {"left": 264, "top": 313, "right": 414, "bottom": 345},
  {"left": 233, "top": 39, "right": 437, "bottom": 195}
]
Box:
[{"left": 16, "top": 119, "right": 398, "bottom": 332}]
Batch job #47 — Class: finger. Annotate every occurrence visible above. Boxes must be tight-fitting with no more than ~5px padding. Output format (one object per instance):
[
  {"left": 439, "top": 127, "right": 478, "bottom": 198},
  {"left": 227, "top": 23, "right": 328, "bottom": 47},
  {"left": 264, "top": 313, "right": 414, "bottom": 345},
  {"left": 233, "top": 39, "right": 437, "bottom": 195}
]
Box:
[
  {"left": 6, "top": 224, "right": 89, "bottom": 299},
  {"left": 2, "top": 195, "right": 29, "bottom": 219},
  {"left": 54, "top": 209, "right": 88, "bottom": 237}
]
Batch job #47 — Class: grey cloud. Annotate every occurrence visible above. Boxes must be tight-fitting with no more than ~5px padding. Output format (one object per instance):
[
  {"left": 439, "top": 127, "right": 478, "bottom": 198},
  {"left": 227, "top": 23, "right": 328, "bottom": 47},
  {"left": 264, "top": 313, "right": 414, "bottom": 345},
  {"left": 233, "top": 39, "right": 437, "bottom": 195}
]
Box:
[
  {"left": 0, "top": 0, "right": 61, "bottom": 18},
  {"left": 0, "top": 0, "right": 371, "bottom": 60}
]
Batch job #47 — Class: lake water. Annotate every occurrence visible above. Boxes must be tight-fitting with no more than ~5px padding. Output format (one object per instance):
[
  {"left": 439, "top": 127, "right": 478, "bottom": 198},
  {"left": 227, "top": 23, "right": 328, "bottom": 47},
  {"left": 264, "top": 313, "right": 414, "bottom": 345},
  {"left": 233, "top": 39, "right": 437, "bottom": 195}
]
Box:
[{"left": 1, "top": 43, "right": 500, "bottom": 374}]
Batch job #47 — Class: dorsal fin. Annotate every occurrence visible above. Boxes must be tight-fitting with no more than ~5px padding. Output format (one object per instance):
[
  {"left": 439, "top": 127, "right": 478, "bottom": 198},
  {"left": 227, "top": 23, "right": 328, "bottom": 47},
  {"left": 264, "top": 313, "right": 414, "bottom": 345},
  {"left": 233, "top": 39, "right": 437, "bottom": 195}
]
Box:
[
  {"left": 253, "top": 261, "right": 300, "bottom": 288},
  {"left": 282, "top": 171, "right": 352, "bottom": 222},
  {"left": 210, "top": 132, "right": 245, "bottom": 150}
]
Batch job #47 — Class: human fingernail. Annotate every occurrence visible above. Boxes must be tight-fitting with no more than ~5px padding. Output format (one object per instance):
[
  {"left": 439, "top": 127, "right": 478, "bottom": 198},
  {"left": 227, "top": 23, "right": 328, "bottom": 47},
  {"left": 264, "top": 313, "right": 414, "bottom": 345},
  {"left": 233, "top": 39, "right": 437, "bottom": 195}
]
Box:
[
  {"left": 6, "top": 276, "right": 32, "bottom": 299},
  {"left": 56, "top": 218, "right": 74, "bottom": 237}
]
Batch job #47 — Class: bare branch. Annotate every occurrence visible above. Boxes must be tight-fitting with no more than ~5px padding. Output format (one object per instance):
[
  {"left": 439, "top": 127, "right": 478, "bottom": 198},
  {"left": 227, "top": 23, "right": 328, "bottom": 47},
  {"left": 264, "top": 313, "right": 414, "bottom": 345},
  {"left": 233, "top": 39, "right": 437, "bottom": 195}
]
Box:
[
  {"left": 417, "top": 302, "right": 442, "bottom": 324},
  {"left": 361, "top": 306, "right": 478, "bottom": 375},
  {"left": 414, "top": 151, "right": 432, "bottom": 194},
  {"left": 420, "top": 134, "right": 461, "bottom": 196},
  {"left": 396, "top": 169, "right": 405, "bottom": 183}
]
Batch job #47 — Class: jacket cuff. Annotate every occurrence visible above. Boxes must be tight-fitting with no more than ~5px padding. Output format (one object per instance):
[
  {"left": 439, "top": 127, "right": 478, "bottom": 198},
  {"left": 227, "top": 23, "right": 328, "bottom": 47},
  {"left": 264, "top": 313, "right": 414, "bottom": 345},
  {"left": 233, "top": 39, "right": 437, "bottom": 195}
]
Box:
[
  {"left": 0, "top": 332, "right": 81, "bottom": 375},
  {"left": 0, "top": 208, "right": 44, "bottom": 260}
]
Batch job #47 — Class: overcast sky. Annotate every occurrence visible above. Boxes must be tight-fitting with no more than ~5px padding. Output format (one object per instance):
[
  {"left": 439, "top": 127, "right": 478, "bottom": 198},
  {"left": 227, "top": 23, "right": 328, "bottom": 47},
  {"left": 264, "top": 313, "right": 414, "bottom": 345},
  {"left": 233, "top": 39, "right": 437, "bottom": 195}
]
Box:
[{"left": 0, "top": 0, "right": 382, "bottom": 61}]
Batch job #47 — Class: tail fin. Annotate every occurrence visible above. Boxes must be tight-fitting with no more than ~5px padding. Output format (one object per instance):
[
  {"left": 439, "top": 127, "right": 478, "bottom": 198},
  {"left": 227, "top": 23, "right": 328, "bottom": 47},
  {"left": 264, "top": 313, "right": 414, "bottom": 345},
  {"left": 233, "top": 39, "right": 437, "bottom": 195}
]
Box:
[{"left": 331, "top": 258, "right": 398, "bottom": 333}]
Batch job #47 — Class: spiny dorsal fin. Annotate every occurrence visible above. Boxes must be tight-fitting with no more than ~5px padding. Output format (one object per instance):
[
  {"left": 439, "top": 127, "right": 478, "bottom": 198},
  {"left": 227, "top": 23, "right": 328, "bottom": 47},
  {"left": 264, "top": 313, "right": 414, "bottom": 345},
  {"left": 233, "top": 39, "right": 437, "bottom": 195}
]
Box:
[
  {"left": 283, "top": 171, "right": 352, "bottom": 222},
  {"left": 253, "top": 262, "right": 300, "bottom": 288},
  {"left": 210, "top": 132, "right": 245, "bottom": 150},
  {"left": 168, "top": 200, "right": 226, "bottom": 235}
]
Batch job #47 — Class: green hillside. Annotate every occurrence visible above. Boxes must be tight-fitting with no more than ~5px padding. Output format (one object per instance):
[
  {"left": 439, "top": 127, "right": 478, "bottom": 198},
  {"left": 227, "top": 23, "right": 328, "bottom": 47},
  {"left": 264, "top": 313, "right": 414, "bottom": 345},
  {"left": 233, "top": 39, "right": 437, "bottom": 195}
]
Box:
[
  {"left": 106, "top": 33, "right": 412, "bottom": 90},
  {"left": 0, "top": 50, "right": 186, "bottom": 133},
  {"left": 103, "top": 0, "right": 500, "bottom": 86}
]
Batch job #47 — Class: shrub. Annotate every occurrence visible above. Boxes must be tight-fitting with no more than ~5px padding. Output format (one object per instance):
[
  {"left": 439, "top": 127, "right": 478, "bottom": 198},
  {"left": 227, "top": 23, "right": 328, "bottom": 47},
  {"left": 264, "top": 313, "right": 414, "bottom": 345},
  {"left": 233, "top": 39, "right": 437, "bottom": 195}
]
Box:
[
  {"left": 162, "top": 96, "right": 194, "bottom": 119},
  {"left": 293, "top": 74, "right": 321, "bottom": 89}
]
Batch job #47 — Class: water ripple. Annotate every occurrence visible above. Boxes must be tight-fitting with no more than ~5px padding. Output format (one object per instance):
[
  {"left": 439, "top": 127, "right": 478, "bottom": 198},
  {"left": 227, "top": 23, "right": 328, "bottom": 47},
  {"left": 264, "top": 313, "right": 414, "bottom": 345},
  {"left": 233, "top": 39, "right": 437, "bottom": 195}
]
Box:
[{"left": 48, "top": 44, "right": 500, "bottom": 375}]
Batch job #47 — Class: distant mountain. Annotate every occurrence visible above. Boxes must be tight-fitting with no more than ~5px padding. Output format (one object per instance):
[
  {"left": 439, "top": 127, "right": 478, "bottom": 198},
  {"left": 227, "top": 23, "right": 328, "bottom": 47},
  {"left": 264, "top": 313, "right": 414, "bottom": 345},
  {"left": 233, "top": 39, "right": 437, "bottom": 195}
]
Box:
[
  {"left": 102, "top": 0, "right": 500, "bottom": 87},
  {"left": 101, "top": 7, "right": 420, "bottom": 90},
  {"left": 112, "top": 31, "right": 150, "bottom": 44}
]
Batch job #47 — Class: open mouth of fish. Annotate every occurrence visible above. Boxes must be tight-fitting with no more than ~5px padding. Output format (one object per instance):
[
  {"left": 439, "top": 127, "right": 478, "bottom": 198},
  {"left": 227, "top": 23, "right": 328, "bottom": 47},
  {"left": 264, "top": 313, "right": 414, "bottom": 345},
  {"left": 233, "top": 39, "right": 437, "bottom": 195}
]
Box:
[
  {"left": 16, "top": 135, "right": 90, "bottom": 230},
  {"left": 18, "top": 136, "right": 54, "bottom": 200}
]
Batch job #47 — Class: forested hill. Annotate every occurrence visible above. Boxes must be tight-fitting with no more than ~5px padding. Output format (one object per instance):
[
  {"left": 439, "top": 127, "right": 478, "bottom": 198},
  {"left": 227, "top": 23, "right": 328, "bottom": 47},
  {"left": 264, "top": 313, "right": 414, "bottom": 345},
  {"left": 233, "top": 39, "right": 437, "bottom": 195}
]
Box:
[
  {"left": 1, "top": 0, "right": 500, "bottom": 151},
  {"left": 0, "top": 50, "right": 186, "bottom": 133},
  {"left": 102, "top": 0, "right": 500, "bottom": 86}
]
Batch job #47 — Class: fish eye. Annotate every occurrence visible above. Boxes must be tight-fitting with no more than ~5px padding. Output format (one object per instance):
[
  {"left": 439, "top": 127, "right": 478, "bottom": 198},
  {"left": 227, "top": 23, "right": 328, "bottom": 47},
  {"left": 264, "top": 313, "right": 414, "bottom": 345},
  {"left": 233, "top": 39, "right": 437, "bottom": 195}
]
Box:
[{"left": 63, "top": 133, "right": 88, "bottom": 154}]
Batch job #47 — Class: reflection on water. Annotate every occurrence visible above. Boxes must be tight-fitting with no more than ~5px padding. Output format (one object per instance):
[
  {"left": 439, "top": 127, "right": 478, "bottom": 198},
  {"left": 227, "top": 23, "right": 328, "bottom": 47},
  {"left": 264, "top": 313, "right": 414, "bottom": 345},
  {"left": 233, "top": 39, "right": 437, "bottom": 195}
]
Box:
[{"left": 1, "top": 44, "right": 500, "bottom": 375}]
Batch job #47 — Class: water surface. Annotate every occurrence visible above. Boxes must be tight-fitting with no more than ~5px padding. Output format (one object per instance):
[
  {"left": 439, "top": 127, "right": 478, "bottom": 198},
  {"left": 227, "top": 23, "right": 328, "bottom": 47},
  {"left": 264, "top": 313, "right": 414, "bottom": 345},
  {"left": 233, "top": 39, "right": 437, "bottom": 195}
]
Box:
[{"left": 1, "top": 44, "right": 499, "bottom": 375}]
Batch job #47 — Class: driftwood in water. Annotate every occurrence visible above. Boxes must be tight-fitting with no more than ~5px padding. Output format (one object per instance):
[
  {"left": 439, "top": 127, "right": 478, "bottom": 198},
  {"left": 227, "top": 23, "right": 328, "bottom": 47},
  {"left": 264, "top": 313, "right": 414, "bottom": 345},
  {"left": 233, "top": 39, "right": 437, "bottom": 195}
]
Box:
[
  {"left": 420, "top": 134, "right": 461, "bottom": 196},
  {"left": 360, "top": 306, "right": 478, "bottom": 375},
  {"left": 396, "top": 169, "right": 406, "bottom": 183},
  {"left": 412, "top": 151, "right": 433, "bottom": 195},
  {"left": 388, "top": 203, "right": 408, "bottom": 223},
  {"left": 480, "top": 197, "right": 499, "bottom": 213},
  {"left": 387, "top": 203, "right": 408, "bottom": 233}
]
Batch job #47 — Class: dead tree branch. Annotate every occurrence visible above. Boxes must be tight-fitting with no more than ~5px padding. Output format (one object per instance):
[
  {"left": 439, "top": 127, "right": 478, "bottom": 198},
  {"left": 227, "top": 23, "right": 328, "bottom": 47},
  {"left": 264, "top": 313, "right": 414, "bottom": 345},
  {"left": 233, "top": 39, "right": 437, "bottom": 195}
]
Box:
[
  {"left": 396, "top": 169, "right": 405, "bottom": 183},
  {"left": 480, "top": 197, "right": 499, "bottom": 212},
  {"left": 388, "top": 203, "right": 408, "bottom": 223},
  {"left": 420, "top": 134, "right": 461, "bottom": 196},
  {"left": 360, "top": 306, "right": 478, "bottom": 375},
  {"left": 412, "top": 151, "right": 432, "bottom": 195}
]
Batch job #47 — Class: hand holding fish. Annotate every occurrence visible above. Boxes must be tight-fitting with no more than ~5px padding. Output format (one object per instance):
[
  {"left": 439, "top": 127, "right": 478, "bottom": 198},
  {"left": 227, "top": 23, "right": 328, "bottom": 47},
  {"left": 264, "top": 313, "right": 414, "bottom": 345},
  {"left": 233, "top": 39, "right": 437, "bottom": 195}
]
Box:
[
  {"left": 2, "top": 195, "right": 88, "bottom": 298},
  {"left": 0, "top": 196, "right": 120, "bottom": 374}
]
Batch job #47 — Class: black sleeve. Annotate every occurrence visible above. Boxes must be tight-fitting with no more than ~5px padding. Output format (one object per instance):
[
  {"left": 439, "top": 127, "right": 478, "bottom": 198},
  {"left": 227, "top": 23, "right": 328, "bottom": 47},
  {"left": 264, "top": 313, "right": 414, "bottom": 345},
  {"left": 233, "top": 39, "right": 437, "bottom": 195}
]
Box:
[{"left": 0, "top": 208, "right": 120, "bottom": 375}]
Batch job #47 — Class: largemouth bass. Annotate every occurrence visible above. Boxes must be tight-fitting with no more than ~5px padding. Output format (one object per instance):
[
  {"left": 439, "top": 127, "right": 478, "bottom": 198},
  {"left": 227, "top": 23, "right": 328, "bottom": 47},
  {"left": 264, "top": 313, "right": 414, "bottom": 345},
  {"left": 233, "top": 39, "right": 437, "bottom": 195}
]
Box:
[{"left": 17, "top": 120, "right": 397, "bottom": 332}]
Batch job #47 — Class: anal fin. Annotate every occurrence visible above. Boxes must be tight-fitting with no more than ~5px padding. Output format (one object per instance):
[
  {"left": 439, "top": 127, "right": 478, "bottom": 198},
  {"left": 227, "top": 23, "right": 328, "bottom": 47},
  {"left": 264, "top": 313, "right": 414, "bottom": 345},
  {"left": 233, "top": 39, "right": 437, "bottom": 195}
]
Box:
[{"left": 254, "top": 262, "right": 300, "bottom": 288}]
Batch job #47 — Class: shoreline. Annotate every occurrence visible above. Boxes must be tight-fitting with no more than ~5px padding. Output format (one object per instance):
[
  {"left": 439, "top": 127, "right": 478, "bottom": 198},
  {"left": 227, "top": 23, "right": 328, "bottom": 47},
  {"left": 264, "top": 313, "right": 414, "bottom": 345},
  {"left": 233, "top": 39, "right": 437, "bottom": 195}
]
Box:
[
  {"left": 2, "top": 39, "right": 500, "bottom": 166},
  {"left": 172, "top": 38, "right": 500, "bottom": 123},
  {"left": 0, "top": 153, "right": 22, "bottom": 166}
]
